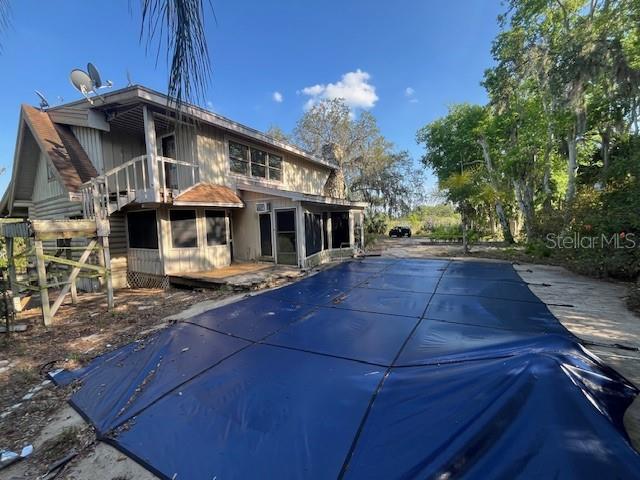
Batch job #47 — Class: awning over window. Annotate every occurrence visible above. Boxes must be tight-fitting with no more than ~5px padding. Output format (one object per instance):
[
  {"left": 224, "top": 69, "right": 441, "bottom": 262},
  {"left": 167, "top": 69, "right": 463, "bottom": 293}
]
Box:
[{"left": 173, "top": 182, "right": 244, "bottom": 207}]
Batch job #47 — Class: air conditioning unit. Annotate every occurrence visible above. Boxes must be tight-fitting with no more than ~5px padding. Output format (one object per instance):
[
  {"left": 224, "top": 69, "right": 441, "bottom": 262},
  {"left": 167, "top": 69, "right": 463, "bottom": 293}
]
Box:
[{"left": 256, "top": 202, "right": 271, "bottom": 213}]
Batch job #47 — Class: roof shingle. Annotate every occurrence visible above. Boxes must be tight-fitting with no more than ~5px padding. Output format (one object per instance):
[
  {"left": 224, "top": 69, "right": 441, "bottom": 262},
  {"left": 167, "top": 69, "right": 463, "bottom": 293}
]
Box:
[
  {"left": 22, "top": 105, "right": 97, "bottom": 192},
  {"left": 174, "top": 182, "right": 244, "bottom": 207}
]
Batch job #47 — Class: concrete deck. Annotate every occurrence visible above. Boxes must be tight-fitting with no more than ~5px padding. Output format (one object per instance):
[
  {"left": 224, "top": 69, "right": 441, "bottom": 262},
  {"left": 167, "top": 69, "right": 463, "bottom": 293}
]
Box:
[
  {"left": 513, "top": 262, "right": 640, "bottom": 450},
  {"left": 169, "top": 262, "right": 303, "bottom": 290}
]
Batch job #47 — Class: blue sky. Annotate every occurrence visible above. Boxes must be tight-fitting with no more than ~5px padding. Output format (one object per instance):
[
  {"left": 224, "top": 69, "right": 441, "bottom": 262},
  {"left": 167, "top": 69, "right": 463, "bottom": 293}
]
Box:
[{"left": 0, "top": 0, "right": 503, "bottom": 196}]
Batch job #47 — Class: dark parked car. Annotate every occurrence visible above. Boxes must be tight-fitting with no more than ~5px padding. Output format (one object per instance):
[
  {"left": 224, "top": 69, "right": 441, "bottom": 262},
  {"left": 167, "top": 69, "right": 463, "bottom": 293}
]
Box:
[{"left": 389, "top": 225, "right": 412, "bottom": 237}]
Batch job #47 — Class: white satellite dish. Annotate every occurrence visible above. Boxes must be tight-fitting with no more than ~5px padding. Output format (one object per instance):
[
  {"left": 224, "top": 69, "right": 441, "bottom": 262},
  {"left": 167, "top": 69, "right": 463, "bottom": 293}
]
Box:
[
  {"left": 70, "top": 68, "right": 95, "bottom": 103},
  {"left": 70, "top": 63, "right": 113, "bottom": 104},
  {"left": 34, "top": 90, "right": 49, "bottom": 110}
]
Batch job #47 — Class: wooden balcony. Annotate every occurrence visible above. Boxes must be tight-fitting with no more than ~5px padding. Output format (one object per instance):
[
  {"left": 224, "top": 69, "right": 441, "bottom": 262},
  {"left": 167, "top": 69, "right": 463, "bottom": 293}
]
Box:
[{"left": 80, "top": 154, "right": 199, "bottom": 218}]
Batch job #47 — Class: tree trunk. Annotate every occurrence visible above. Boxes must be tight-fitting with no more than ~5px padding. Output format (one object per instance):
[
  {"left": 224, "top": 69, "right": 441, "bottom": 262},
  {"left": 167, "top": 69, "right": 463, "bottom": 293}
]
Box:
[
  {"left": 565, "top": 135, "right": 578, "bottom": 207},
  {"left": 477, "top": 137, "right": 514, "bottom": 244},
  {"left": 542, "top": 123, "right": 553, "bottom": 213},
  {"left": 461, "top": 212, "right": 469, "bottom": 255},
  {"left": 601, "top": 128, "right": 611, "bottom": 172},
  {"left": 514, "top": 179, "right": 535, "bottom": 240}
]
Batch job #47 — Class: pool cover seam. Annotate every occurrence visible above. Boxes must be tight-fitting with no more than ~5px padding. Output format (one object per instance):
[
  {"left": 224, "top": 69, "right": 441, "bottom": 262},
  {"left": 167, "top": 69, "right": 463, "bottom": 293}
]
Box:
[
  {"left": 101, "top": 261, "right": 396, "bottom": 435},
  {"left": 336, "top": 259, "right": 453, "bottom": 479}
]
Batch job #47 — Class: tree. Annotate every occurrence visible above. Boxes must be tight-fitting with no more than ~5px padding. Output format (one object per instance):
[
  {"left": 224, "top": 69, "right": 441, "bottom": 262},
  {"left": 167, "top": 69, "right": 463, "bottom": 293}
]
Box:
[
  {"left": 0, "top": 0, "right": 213, "bottom": 106},
  {"left": 265, "top": 125, "right": 291, "bottom": 143},
  {"left": 293, "top": 98, "right": 423, "bottom": 212},
  {"left": 417, "top": 104, "right": 515, "bottom": 243}
]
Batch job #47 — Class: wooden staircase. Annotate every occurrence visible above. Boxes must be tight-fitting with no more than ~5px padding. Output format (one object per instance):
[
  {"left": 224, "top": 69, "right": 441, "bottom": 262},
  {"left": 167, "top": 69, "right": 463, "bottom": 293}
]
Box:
[{"left": 80, "top": 154, "right": 199, "bottom": 219}]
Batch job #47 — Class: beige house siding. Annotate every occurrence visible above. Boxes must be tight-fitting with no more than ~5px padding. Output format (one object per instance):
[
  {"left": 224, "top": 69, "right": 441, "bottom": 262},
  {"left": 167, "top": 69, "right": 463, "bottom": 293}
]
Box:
[
  {"left": 284, "top": 155, "right": 330, "bottom": 196},
  {"left": 196, "top": 125, "right": 230, "bottom": 186},
  {"left": 195, "top": 127, "right": 331, "bottom": 196},
  {"left": 232, "top": 191, "right": 298, "bottom": 262},
  {"left": 156, "top": 206, "right": 231, "bottom": 275}
]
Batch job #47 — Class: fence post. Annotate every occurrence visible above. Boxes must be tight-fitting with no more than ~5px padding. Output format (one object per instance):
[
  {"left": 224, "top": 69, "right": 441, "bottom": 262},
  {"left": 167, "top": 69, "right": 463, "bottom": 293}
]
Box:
[
  {"left": 6, "top": 237, "right": 22, "bottom": 313},
  {"left": 34, "top": 239, "right": 52, "bottom": 326},
  {"left": 101, "top": 235, "right": 114, "bottom": 310}
]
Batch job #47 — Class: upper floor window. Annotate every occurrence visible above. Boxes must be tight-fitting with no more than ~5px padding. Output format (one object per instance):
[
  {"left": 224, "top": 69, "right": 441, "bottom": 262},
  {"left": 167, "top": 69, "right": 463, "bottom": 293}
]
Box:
[
  {"left": 229, "top": 140, "right": 282, "bottom": 182},
  {"left": 161, "top": 134, "right": 177, "bottom": 159}
]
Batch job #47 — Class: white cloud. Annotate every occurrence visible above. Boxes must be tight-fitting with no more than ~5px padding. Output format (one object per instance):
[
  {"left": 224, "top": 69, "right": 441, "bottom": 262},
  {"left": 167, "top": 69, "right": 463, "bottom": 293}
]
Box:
[
  {"left": 300, "top": 69, "right": 378, "bottom": 110},
  {"left": 272, "top": 91, "right": 283, "bottom": 103},
  {"left": 405, "top": 87, "right": 419, "bottom": 103}
]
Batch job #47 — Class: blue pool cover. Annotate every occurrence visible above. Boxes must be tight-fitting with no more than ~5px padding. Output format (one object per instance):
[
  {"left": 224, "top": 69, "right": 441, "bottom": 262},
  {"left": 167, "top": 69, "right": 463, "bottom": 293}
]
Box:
[{"left": 51, "top": 259, "right": 640, "bottom": 479}]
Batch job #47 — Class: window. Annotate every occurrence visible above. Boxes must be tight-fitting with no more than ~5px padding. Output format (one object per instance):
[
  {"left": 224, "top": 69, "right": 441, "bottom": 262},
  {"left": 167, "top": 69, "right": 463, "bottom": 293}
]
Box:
[
  {"left": 228, "top": 140, "right": 283, "bottom": 181},
  {"left": 229, "top": 141, "right": 249, "bottom": 175},
  {"left": 268, "top": 155, "right": 282, "bottom": 181},
  {"left": 205, "top": 210, "right": 227, "bottom": 246},
  {"left": 127, "top": 211, "right": 159, "bottom": 249},
  {"left": 251, "top": 148, "right": 267, "bottom": 178},
  {"left": 331, "top": 211, "right": 350, "bottom": 248},
  {"left": 170, "top": 210, "right": 198, "bottom": 248},
  {"left": 160, "top": 134, "right": 177, "bottom": 158}
]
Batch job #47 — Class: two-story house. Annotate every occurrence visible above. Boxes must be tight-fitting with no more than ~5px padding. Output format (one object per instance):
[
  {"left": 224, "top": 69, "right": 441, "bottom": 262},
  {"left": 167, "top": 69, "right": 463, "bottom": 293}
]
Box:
[{"left": 0, "top": 85, "right": 367, "bottom": 288}]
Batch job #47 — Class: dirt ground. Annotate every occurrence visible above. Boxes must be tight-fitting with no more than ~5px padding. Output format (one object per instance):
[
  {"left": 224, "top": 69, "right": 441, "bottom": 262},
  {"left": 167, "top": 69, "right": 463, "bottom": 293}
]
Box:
[
  {"left": 1, "top": 239, "right": 639, "bottom": 478},
  {"left": 0, "top": 287, "right": 236, "bottom": 478}
]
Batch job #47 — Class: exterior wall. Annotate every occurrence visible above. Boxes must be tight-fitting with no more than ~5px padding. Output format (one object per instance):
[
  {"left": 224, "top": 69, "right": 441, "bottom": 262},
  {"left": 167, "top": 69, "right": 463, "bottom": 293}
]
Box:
[
  {"left": 196, "top": 125, "right": 230, "bottom": 186},
  {"left": 156, "top": 206, "right": 231, "bottom": 275},
  {"left": 232, "top": 191, "right": 299, "bottom": 262},
  {"left": 72, "top": 126, "right": 104, "bottom": 172},
  {"left": 101, "top": 127, "right": 146, "bottom": 171},
  {"left": 195, "top": 126, "right": 331, "bottom": 196},
  {"left": 284, "top": 155, "right": 330, "bottom": 196},
  {"left": 302, "top": 248, "right": 354, "bottom": 268},
  {"left": 107, "top": 212, "right": 129, "bottom": 289},
  {"left": 29, "top": 152, "right": 129, "bottom": 289}
]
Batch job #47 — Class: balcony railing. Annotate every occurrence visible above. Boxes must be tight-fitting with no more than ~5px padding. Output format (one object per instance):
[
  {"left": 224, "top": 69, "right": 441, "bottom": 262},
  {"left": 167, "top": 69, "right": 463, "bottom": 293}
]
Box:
[{"left": 80, "top": 155, "right": 199, "bottom": 218}]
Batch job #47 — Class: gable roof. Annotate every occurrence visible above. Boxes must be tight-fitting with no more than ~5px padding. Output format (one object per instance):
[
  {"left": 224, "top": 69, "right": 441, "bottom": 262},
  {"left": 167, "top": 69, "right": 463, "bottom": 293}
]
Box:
[
  {"left": 22, "top": 105, "right": 97, "bottom": 190},
  {"left": 0, "top": 106, "right": 98, "bottom": 216},
  {"left": 173, "top": 182, "right": 244, "bottom": 207}
]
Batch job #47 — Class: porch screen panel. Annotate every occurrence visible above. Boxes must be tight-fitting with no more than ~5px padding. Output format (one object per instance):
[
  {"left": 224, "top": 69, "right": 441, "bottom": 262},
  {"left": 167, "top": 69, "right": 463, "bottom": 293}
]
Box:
[
  {"left": 127, "top": 211, "right": 158, "bottom": 249},
  {"left": 331, "top": 212, "right": 350, "bottom": 248},
  {"left": 322, "top": 212, "right": 329, "bottom": 250},
  {"left": 354, "top": 212, "right": 363, "bottom": 248},
  {"left": 170, "top": 210, "right": 198, "bottom": 248},
  {"left": 305, "top": 213, "right": 322, "bottom": 256},
  {"left": 205, "top": 210, "right": 227, "bottom": 246}
]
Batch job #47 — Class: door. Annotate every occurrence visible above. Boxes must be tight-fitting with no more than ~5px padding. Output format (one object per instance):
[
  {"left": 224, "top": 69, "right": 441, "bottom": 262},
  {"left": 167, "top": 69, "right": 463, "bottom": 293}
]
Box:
[
  {"left": 275, "top": 209, "right": 297, "bottom": 265},
  {"left": 259, "top": 213, "right": 273, "bottom": 258}
]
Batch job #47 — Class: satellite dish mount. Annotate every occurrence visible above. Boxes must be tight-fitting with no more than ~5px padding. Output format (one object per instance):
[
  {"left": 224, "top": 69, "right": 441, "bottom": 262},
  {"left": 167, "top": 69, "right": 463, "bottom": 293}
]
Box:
[
  {"left": 69, "top": 62, "right": 113, "bottom": 104},
  {"left": 34, "top": 90, "right": 50, "bottom": 111}
]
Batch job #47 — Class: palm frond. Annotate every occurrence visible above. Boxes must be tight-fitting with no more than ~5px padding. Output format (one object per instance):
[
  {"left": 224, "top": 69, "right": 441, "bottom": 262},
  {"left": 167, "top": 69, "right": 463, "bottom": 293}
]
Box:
[{"left": 139, "top": 0, "right": 213, "bottom": 108}]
